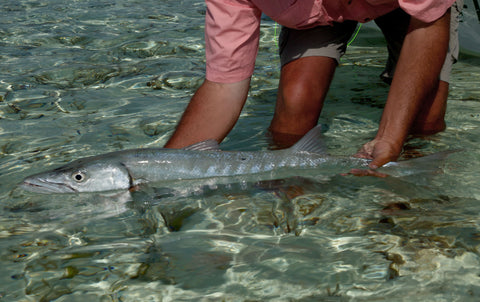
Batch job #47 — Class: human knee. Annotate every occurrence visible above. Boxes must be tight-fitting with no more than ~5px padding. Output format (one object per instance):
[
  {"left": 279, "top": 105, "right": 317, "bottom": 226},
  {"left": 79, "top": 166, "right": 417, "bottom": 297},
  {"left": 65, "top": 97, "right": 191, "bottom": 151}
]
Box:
[{"left": 280, "top": 79, "right": 325, "bottom": 114}]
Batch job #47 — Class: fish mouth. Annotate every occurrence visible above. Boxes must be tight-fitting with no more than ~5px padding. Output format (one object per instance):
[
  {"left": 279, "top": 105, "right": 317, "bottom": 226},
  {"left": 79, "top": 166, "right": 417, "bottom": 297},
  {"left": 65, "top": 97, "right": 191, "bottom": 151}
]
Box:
[{"left": 20, "top": 178, "right": 77, "bottom": 194}]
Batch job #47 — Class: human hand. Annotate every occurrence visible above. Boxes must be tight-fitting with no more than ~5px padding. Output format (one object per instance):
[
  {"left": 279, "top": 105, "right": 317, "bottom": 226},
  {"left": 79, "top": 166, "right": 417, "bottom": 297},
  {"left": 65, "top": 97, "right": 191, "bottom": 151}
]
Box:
[
  {"left": 346, "top": 168, "right": 388, "bottom": 178},
  {"left": 343, "top": 139, "right": 401, "bottom": 177},
  {"left": 354, "top": 138, "right": 402, "bottom": 169}
]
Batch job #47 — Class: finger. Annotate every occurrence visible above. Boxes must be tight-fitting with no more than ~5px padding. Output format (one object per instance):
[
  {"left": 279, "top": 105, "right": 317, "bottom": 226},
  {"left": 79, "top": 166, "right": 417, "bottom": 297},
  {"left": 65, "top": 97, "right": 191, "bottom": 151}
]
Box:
[
  {"left": 347, "top": 169, "right": 388, "bottom": 178},
  {"left": 353, "top": 152, "right": 373, "bottom": 159},
  {"left": 368, "top": 154, "right": 393, "bottom": 170}
]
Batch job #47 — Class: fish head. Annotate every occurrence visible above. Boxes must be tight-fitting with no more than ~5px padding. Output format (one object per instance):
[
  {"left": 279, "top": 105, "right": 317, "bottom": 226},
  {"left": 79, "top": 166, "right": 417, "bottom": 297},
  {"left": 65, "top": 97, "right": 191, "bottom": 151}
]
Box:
[{"left": 21, "top": 157, "right": 132, "bottom": 193}]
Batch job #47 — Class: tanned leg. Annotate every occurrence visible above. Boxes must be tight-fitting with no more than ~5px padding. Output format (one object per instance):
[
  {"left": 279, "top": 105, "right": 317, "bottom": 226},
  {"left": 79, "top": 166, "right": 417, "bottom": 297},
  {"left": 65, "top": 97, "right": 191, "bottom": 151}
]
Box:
[
  {"left": 410, "top": 80, "right": 449, "bottom": 135},
  {"left": 269, "top": 56, "right": 337, "bottom": 147}
]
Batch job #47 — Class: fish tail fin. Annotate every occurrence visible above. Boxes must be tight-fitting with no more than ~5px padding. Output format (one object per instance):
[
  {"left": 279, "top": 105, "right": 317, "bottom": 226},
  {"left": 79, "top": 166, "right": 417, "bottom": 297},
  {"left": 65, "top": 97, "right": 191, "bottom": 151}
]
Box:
[
  {"left": 288, "top": 124, "right": 327, "bottom": 154},
  {"left": 380, "top": 149, "right": 461, "bottom": 177}
]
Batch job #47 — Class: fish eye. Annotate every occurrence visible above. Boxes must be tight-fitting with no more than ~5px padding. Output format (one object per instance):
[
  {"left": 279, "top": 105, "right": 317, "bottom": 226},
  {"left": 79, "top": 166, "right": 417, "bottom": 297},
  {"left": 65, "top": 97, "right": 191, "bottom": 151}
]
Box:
[{"left": 72, "top": 171, "right": 86, "bottom": 182}]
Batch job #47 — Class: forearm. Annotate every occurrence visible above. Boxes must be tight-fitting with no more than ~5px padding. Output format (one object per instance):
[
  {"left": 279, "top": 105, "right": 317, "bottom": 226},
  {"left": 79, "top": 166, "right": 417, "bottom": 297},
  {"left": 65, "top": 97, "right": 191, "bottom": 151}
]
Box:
[
  {"left": 164, "top": 78, "right": 251, "bottom": 148},
  {"left": 375, "top": 11, "right": 451, "bottom": 152}
]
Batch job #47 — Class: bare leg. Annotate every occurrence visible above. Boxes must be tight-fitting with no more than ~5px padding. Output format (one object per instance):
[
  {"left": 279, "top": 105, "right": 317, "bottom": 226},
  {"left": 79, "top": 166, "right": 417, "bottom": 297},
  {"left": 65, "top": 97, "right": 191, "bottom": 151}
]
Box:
[
  {"left": 410, "top": 80, "right": 448, "bottom": 135},
  {"left": 269, "top": 56, "right": 337, "bottom": 147},
  {"left": 165, "top": 78, "right": 250, "bottom": 148}
]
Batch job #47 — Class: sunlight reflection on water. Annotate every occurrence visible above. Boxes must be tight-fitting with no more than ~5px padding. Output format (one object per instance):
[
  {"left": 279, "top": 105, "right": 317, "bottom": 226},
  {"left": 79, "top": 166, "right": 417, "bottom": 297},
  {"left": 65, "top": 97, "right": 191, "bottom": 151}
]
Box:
[{"left": 1, "top": 0, "right": 480, "bottom": 301}]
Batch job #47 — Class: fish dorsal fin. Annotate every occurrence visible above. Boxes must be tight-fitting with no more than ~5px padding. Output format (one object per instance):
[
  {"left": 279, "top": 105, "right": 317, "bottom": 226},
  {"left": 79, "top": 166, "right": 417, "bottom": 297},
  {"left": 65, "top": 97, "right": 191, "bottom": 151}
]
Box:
[
  {"left": 183, "top": 139, "right": 221, "bottom": 151},
  {"left": 288, "top": 124, "right": 326, "bottom": 154}
]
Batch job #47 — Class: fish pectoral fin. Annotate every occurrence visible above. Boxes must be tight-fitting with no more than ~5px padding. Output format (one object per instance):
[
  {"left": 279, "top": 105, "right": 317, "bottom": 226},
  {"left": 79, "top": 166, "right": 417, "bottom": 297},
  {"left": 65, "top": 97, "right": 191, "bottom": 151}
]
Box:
[
  {"left": 183, "top": 139, "right": 221, "bottom": 151},
  {"left": 288, "top": 124, "right": 327, "bottom": 154}
]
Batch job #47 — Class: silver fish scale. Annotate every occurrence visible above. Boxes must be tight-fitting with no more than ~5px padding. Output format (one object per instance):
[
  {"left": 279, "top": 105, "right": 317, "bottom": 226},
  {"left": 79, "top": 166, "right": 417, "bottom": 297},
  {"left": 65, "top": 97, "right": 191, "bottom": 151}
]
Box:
[{"left": 120, "top": 148, "right": 324, "bottom": 182}]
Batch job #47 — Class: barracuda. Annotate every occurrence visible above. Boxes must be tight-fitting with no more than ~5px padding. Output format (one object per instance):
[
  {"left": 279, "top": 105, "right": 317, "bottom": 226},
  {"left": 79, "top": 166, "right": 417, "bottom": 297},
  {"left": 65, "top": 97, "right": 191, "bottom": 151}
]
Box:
[{"left": 20, "top": 125, "right": 452, "bottom": 194}]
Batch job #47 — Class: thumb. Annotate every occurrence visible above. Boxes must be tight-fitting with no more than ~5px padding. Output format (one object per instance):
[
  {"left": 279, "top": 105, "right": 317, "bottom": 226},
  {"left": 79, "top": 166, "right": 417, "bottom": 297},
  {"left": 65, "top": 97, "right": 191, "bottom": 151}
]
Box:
[{"left": 368, "top": 154, "right": 392, "bottom": 170}]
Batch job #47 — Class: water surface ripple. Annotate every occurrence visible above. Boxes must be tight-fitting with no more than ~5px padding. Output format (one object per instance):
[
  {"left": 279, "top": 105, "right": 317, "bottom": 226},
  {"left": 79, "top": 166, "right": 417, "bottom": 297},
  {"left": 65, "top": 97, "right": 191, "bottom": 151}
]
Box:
[{"left": 1, "top": 0, "right": 480, "bottom": 301}]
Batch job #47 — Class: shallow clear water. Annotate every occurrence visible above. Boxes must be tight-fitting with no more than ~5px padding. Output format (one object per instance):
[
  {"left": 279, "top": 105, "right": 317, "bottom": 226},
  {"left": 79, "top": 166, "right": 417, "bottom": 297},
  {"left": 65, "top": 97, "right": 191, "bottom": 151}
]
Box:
[{"left": 1, "top": 0, "right": 480, "bottom": 301}]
